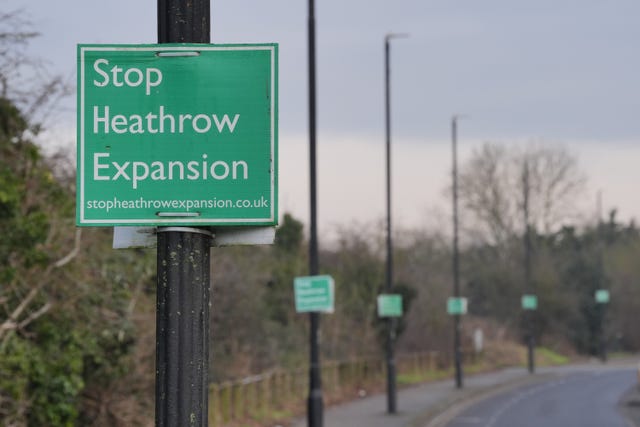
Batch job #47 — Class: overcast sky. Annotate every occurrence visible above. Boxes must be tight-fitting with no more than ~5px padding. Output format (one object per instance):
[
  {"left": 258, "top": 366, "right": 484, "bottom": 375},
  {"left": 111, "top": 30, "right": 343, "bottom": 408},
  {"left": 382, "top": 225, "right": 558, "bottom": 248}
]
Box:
[{"left": 6, "top": 0, "right": 640, "bottom": 236}]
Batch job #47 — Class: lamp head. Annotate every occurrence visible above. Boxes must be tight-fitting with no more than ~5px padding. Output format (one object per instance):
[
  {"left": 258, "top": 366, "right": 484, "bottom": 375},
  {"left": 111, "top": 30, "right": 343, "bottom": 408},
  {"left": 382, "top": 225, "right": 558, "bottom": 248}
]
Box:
[{"left": 385, "top": 33, "right": 410, "bottom": 43}]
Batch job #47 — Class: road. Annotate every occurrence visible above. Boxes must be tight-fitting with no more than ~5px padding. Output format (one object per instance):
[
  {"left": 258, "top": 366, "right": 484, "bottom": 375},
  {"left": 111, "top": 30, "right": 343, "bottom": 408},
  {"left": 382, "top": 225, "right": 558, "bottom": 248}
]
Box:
[
  {"left": 444, "top": 367, "right": 636, "bottom": 427},
  {"left": 291, "top": 366, "right": 533, "bottom": 427}
]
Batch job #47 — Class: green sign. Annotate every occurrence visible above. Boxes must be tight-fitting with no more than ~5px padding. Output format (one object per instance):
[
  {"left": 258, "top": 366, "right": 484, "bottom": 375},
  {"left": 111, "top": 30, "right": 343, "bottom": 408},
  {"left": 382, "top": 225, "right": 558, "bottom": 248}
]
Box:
[
  {"left": 447, "top": 297, "right": 468, "bottom": 315},
  {"left": 377, "top": 294, "right": 403, "bottom": 317},
  {"left": 595, "top": 289, "right": 610, "bottom": 304},
  {"left": 77, "top": 44, "right": 278, "bottom": 226},
  {"left": 294, "top": 275, "right": 335, "bottom": 313},
  {"left": 521, "top": 294, "right": 538, "bottom": 310}
]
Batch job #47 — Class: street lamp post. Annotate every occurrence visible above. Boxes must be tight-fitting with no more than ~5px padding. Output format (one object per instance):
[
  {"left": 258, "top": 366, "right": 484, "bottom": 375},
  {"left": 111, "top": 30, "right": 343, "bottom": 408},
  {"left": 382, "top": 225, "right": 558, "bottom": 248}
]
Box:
[
  {"left": 451, "top": 115, "right": 464, "bottom": 389},
  {"left": 384, "top": 32, "right": 407, "bottom": 414},
  {"left": 522, "top": 161, "right": 535, "bottom": 374},
  {"left": 596, "top": 192, "right": 608, "bottom": 363},
  {"left": 156, "top": 2, "right": 212, "bottom": 426},
  {"left": 307, "top": 0, "right": 322, "bottom": 426}
]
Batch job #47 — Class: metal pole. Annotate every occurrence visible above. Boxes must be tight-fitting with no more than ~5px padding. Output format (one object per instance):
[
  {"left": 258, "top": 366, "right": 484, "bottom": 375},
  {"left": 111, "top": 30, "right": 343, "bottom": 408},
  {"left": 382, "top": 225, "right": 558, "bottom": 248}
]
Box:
[
  {"left": 307, "top": 0, "right": 323, "bottom": 425},
  {"left": 600, "top": 304, "right": 607, "bottom": 362},
  {"left": 522, "top": 161, "right": 535, "bottom": 374},
  {"left": 384, "top": 34, "right": 397, "bottom": 415},
  {"left": 156, "top": 2, "right": 212, "bottom": 427},
  {"left": 451, "top": 116, "right": 463, "bottom": 389},
  {"left": 596, "top": 191, "right": 607, "bottom": 363}
]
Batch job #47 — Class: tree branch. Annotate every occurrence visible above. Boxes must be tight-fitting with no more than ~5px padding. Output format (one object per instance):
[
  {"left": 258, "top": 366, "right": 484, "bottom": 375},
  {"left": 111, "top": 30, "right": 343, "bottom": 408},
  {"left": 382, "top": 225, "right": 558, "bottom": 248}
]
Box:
[
  {"left": 54, "top": 228, "right": 81, "bottom": 268},
  {"left": 0, "top": 229, "right": 81, "bottom": 342},
  {"left": 18, "top": 301, "right": 52, "bottom": 330}
]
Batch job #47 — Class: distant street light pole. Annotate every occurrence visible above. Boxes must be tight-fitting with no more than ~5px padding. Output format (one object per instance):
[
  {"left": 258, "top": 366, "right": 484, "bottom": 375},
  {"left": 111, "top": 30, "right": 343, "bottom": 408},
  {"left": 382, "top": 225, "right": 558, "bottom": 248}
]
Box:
[
  {"left": 384, "top": 32, "right": 407, "bottom": 414},
  {"left": 451, "top": 115, "right": 464, "bottom": 389},
  {"left": 522, "top": 161, "right": 535, "bottom": 374},
  {"left": 596, "top": 191, "right": 608, "bottom": 363},
  {"left": 307, "top": 0, "right": 322, "bottom": 425}
]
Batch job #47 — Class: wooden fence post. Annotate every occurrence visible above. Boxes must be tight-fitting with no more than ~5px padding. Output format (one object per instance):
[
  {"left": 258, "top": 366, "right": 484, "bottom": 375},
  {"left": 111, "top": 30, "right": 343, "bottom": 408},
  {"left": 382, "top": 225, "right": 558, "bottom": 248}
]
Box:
[
  {"left": 219, "top": 382, "right": 232, "bottom": 424},
  {"left": 208, "top": 383, "right": 219, "bottom": 427},
  {"left": 232, "top": 382, "right": 244, "bottom": 420}
]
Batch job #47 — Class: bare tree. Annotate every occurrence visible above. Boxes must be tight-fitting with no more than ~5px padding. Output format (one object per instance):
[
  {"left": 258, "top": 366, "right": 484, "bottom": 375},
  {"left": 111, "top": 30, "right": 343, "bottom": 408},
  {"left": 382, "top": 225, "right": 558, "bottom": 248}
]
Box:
[
  {"left": 0, "top": 10, "right": 71, "bottom": 135},
  {"left": 458, "top": 142, "right": 586, "bottom": 245},
  {"left": 517, "top": 144, "right": 586, "bottom": 234},
  {"left": 457, "top": 143, "right": 517, "bottom": 245}
]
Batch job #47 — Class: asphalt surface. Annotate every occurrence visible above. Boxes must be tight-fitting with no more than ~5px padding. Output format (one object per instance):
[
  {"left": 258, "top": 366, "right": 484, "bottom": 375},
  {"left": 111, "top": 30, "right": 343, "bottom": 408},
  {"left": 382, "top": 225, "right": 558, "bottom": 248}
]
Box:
[
  {"left": 442, "top": 366, "right": 636, "bottom": 427},
  {"left": 292, "top": 367, "right": 547, "bottom": 427},
  {"left": 290, "top": 361, "right": 638, "bottom": 427}
]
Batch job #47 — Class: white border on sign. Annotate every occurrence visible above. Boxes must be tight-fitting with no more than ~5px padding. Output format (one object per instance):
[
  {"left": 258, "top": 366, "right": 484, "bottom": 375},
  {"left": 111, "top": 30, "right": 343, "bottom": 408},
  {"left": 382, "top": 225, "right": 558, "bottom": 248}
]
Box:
[{"left": 78, "top": 45, "right": 277, "bottom": 225}]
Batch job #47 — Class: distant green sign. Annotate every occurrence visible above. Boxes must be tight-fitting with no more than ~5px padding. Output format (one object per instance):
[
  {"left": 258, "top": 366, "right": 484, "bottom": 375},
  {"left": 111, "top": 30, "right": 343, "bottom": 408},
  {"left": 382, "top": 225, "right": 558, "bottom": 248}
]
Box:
[
  {"left": 447, "top": 297, "right": 468, "bottom": 315},
  {"left": 595, "top": 289, "right": 610, "bottom": 304},
  {"left": 377, "top": 294, "right": 403, "bottom": 317},
  {"left": 77, "top": 44, "right": 278, "bottom": 226},
  {"left": 293, "top": 275, "right": 334, "bottom": 313},
  {"left": 521, "top": 294, "right": 538, "bottom": 310}
]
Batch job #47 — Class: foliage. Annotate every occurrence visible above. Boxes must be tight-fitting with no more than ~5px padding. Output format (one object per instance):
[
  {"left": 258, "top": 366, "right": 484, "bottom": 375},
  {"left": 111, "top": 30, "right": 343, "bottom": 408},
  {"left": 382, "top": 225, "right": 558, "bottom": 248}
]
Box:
[
  {"left": 210, "top": 214, "right": 308, "bottom": 380},
  {"left": 0, "top": 93, "right": 151, "bottom": 425},
  {"left": 0, "top": 14, "right": 153, "bottom": 424},
  {"left": 321, "top": 224, "right": 384, "bottom": 359},
  {"left": 0, "top": 92, "right": 76, "bottom": 425},
  {"left": 267, "top": 213, "right": 306, "bottom": 328}
]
